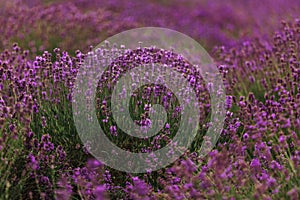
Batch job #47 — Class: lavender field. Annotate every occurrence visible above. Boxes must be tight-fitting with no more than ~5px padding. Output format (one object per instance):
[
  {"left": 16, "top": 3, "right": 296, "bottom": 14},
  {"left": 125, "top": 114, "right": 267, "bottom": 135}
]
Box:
[{"left": 0, "top": 0, "right": 299, "bottom": 199}]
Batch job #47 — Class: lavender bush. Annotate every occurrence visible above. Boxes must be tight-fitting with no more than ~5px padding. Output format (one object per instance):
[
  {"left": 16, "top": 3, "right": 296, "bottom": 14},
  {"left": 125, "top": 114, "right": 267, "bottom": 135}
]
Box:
[{"left": 0, "top": 0, "right": 299, "bottom": 199}]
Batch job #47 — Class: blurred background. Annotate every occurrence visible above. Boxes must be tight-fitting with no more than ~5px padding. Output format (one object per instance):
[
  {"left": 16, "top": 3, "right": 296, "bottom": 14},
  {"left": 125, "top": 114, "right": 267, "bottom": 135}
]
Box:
[{"left": 1, "top": 0, "right": 299, "bottom": 55}]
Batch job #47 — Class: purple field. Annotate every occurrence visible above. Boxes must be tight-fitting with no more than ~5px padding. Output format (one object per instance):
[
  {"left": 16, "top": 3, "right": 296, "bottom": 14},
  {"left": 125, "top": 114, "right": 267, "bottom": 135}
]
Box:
[{"left": 0, "top": 0, "right": 299, "bottom": 199}]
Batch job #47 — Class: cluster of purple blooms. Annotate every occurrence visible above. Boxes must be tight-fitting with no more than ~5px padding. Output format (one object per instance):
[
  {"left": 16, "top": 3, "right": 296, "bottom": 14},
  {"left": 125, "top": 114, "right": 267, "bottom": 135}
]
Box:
[{"left": 0, "top": 0, "right": 299, "bottom": 199}]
